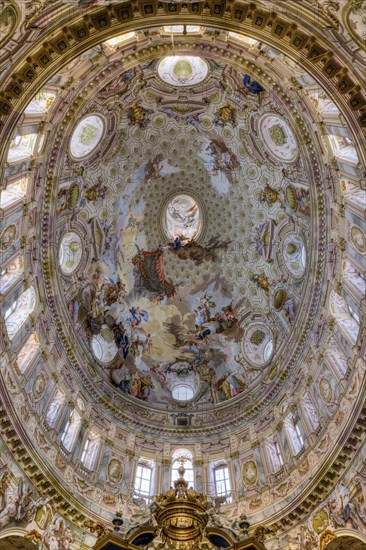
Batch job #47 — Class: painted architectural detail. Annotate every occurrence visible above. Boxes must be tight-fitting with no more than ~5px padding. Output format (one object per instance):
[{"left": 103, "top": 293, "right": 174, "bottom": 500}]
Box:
[
  {"left": 258, "top": 114, "right": 298, "bottom": 163},
  {"left": 58, "top": 231, "right": 83, "bottom": 274},
  {"left": 69, "top": 115, "right": 105, "bottom": 159},
  {"left": 242, "top": 324, "right": 274, "bottom": 367},
  {"left": 282, "top": 233, "right": 307, "bottom": 278},
  {"left": 158, "top": 56, "right": 208, "bottom": 87}
]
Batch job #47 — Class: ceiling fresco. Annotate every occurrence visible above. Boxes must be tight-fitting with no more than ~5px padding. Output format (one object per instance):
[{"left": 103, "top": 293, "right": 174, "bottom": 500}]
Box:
[
  {"left": 55, "top": 60, "right": 312, "bottom": 408},
  {"left": 0, "top": 4, "right": 365, "bottom": 548}
]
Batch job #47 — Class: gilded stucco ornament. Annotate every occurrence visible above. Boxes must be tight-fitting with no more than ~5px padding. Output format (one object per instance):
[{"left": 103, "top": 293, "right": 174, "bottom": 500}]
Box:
[{"left": 242, "top": 460, "right": 258, "bottom": 485}]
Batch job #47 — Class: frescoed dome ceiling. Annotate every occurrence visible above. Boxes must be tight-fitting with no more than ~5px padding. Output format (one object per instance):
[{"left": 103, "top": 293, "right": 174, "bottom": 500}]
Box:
[
  {"left": 1, "top": 5, "right": 365, "bottom": 545},
  {"left": 52, "top": 58, "right": 317, "bottom": 414}
]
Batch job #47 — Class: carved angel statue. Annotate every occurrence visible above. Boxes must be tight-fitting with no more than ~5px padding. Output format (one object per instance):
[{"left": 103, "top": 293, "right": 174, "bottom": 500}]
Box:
[
  {"left": 198, "top": 500, "right": 240, "bottom": 540},
  {"left": 126, "top": 501, "right": 158, "bottom": 537}
]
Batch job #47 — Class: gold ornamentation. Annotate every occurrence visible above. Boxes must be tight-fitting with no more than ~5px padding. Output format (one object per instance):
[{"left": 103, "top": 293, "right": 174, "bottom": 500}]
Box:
[
  {"left": 268, "top": 124, "right": 286, "bottom": 146},
  {"left": 26, "top": 530, "right": 43, "bottom": 544},
  {"left": 103, "top": 494, "right": 116, "bottom": 505},
  {"left": 312, "top": 508, "right": 330, "bottom": 534},
  {"left": 319, "top": 528, "right": 336, "bottom": 550},
  {"left": 84, "top": 519, "right": 108, "bottom": 538},
  {"left": 155, "top": 465, "right": 208, "bottom": 549}
]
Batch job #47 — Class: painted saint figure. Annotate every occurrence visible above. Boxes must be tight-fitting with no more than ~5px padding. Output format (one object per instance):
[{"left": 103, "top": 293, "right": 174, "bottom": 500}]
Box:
[{"left": 128, "top": 306, "right": 149, "bottom": 327}]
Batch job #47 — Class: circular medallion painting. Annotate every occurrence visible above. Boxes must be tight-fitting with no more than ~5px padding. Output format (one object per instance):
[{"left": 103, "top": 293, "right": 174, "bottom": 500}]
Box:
[
  {"left": 259, "top": 113, "right": 298, "bottom": 163},
  {"left": 69, "top": 114, "right": 105, "bottom": 159},
  {"left": 158, "top": 56, "right": 208, "bottom": 87}
]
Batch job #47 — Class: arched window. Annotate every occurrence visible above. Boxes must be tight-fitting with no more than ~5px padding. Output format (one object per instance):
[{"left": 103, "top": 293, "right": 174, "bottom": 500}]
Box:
[
  {"left": 329, "top": 290, "right": 359, "bottom": 344},
  {"left": 342, "top": 260, "right": 366, "bottom": 298},
  {"left": 25, "top": 90, "right": 56, "bottom": 114},
  {"left": 329, "top": 135, "right": 359, "bottom": 164},
  {"left": 212, "top": 462, "right": 232, "bottom": 502},
  {"left": 134, "top": 459, "right": 155, "bottom": 500},
  {"left": 0, "top": 256, "right": 23, "bottom": 295},
  {"left": 4, "top": 286, "right": 36, "bottom": 340},
  {"left": 266, "top": 435, "right": 283, "bottom": 473},
  {"left": 105, "top": 32, "right": 135, "bottom": 47},
  {"left": 171, "top": 449, "right": 194, "bottom": 487},
  {"left": 45, "top": 390, "right": 66, "bottom": 428},
  {"left": 60, "top": 408, "right": 82, "bottom": 452},
  {"left": 80, "top": 431, "right": 100, "bottom": 471},
  {"left": 0, "top": 177, "right": 28, "bottom": 209},
  {"left": 17, "top": 332, "right": 39, "bottom": 373},
  {"left": 301, "top": 393, "right": 320, "bottom": 432},
  {"left": 284, "top": 413, "right": 304, "bottom": 455},
  {"left": 7, "top": 133, "right": 38, "bottom": 163}
]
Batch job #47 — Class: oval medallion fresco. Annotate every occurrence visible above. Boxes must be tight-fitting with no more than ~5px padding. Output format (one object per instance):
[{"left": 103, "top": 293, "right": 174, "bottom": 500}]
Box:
[
  {"left": 242, "top": 460, "right": 258, "bottom": 485},
  {"left": 282, "top": 233, "right": 306, "bottom": 278},
  {"left": 350, "top": 225, "right": 366, "bottom": 253},
  {"left": 0, "top": 224, "right": 16, "bottom": 250},
  {"left": 259, "top": 113, "right": 298, "bottom": 163},
  {"left": 158, "top": 56, "right": 208, "bottom": 87},
  {"left": 165, "top": 194, "right": 202, "bottom": 242},
  {"left": 59, "top": 231, "right": 83, "bottom": 275},
  {"left": 92, "top": 327, "right": 118, "bottom": 364},
  {"left": 242, "top": 324, "right": 274, "bottom": 367},
  {"left": 69, "top": 114, "right": 105, "bottom": 159}
]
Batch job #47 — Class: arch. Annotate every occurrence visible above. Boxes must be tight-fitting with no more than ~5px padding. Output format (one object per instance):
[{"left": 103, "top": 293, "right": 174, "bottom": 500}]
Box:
[
  {"left": 4, "top": 285, "right": 36, "bottom": 340},
  {"left": 328, "top": 290, "right": 360, "bottom": 344},
  {"left": 325, "top": 530, "right": 366, "bottom": 549},
  {"left": 45, "top": 389, "right": 66, "bottom": 428},
  {"left": 80, "top": 430, "right": 101, "bottom": 471},
  {"left": 60, "top": 407, "right": 82, "bottom": 452},
  {"left": 171, "top": 448, "right": 194, "bottom": 487},
  {"left": 0, "top": 529, "right": 35, "bottom": 550},
  {"left": 0, "top": 8, "right": 365, "bottom": 168}
]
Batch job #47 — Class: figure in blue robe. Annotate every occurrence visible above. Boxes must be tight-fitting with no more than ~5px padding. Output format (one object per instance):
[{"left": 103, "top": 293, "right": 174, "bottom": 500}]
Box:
[
  {"left": 173, "top": 236, "right": 181, "bottom": 251},
  {"left": 114, "top": 327, "right": 129, "bottom": 360},
  {"left": 129, "top": 306, "right": 148, "bottom": 327},
  {"left": 243, "top": 74, "right": 263, "bottom": 94}
]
